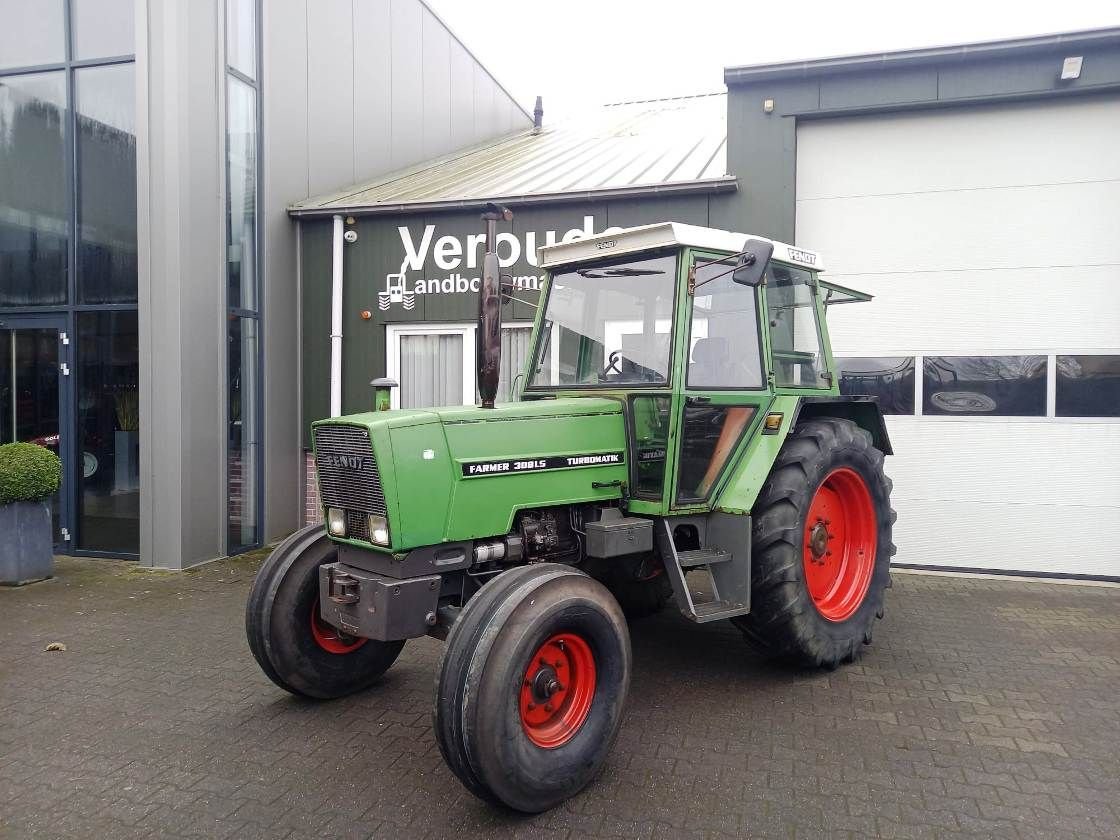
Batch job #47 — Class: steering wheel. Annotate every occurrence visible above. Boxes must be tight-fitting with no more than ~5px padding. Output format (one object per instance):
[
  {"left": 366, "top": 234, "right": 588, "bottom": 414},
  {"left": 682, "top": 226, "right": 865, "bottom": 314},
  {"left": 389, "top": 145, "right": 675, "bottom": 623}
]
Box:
[{"left": 601, "top": 350, "right": 623, "bottom": 377}]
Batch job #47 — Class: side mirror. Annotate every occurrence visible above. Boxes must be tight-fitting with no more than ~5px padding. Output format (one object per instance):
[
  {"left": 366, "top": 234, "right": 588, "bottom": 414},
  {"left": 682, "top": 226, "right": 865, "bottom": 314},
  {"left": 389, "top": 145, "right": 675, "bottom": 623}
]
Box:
[{"left": 731, "top": 239, "right": 774, "bottom": 287}]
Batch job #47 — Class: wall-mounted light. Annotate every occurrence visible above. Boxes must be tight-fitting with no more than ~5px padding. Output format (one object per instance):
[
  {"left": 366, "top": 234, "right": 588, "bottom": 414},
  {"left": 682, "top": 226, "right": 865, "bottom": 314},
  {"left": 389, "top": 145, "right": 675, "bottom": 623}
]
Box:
[
  {"left": 1060, "top": 56, "right": 1083, "bottom": 80},
  {"left": 763, "top": 98, "right": 775, "bottom": 114}
]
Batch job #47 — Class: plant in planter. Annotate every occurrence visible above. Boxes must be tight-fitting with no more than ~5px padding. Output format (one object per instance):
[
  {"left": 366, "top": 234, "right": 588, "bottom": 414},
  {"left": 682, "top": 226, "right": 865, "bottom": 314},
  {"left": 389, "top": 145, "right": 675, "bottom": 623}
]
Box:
[
  {"left": 0, "top": 442, "right": 62, "bottom": 586},
  {"left": 113, "top": 387, "right": 140, "bottom": 494}
]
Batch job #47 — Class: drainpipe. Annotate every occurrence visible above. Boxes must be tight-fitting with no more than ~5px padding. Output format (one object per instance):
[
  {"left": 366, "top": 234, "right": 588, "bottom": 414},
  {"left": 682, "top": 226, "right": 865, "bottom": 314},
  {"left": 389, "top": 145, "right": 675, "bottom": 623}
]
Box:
[{"left": 330, "top": 214, "right": 344, "bottom": 417}]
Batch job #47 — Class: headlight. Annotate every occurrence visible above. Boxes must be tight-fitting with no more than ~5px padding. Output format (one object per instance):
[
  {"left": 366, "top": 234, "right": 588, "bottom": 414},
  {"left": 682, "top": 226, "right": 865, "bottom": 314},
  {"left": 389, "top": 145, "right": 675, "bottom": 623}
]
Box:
[
  {"left": 368, "top": 514, "right": 390, "bottom": 546},
  {"left": 327, "top": 507, "right": 346, "bottom": 537}
]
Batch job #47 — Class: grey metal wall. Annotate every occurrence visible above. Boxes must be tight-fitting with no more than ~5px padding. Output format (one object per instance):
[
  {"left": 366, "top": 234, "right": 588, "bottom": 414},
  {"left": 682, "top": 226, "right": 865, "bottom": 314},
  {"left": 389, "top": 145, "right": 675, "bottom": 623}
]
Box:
[
  {"left": 264, "top": 0, "right": 530, "bottom": 548},
  {"left": 136, "top": 0, "right": 529, "bottom": 568},
  {"left": 298, "top": 192, "right": 718, "bottom": 443},
  {"left": 136, "top": 0, "right": 227, "bottom": 569}
]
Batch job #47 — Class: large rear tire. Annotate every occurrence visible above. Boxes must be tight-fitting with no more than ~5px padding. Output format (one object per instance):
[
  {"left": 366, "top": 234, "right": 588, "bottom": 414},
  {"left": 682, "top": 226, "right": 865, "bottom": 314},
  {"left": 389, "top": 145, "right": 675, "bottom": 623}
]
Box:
[
  {"left": 733, "top": 418, "right": 895, "bottom": 668},
  {"left": 434, "top": 564, "right": 631, "bottom": 812},
  {"left": 245, "top": 525, "right": 405, "bottom": 699}
]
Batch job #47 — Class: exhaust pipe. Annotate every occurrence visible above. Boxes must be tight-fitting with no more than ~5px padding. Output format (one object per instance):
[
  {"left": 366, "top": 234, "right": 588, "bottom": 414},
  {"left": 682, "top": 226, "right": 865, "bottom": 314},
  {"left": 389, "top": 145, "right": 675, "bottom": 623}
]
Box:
[{"left": 478, "top": 203, "right": 513, "bottom": 409}]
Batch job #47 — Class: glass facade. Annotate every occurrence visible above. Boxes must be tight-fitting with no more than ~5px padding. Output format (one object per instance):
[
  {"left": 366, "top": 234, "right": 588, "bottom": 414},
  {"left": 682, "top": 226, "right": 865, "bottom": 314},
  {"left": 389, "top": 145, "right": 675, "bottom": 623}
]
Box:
[
  {"left": 225, "top": 0, "right": 263, "bottom": 553},
  {"left": 77, "top": 311, "right": 139, "bottom": 553},
  {"left": 0, "top": 72, "right": 69, "bottom": 306},
  {"left": 76, "top": 63, "right": 137, "bottom": 304},
  {"left": 0, "top": 0, "right": 137, "bottom": 555}
]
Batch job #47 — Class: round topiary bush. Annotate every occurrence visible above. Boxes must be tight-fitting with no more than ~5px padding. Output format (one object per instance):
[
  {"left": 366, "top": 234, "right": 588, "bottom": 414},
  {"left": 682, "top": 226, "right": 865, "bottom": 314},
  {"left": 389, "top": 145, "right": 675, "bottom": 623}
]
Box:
[{"left": 0, "top": 442, "right": 62, "bottom": 506}]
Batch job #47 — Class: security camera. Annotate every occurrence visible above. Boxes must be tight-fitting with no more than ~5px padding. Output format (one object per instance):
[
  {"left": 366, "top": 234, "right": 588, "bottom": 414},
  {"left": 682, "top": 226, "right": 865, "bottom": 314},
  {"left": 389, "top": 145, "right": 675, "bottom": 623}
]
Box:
[{"left": 343, "top": 230, "right": 358, "bottom": 244}]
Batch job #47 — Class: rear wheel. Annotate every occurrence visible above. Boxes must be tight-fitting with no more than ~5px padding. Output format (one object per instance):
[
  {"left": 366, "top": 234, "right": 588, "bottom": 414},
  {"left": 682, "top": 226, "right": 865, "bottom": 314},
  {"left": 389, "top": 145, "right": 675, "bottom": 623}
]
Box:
[
  {"left": 434, "top": 563, "right": 631, "bottom": 812},
  {"left": 733, "top": 418, "right": 895, "bottom": 668},
  {"left": 245, "top": 525, "right": 404, "bottom": 699}
]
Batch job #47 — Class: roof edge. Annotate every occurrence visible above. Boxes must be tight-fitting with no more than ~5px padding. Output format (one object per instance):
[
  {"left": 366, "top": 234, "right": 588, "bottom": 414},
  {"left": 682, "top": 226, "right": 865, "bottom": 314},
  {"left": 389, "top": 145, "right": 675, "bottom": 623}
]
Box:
[
  {"left": 287, "top": 176, "right": 738, "bottom": 218},
  {"left": 724, "top": 26, "right": 1120, "bottom": 84},
  {"left": 417, "top": 0, "right": 533, "bottom": 123}
]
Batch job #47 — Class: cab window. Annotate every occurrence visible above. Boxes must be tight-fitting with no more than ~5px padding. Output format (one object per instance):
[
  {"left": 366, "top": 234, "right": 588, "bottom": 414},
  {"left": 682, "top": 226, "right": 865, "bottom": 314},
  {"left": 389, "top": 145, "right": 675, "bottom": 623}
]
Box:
[
  {"left": 686, "top": 260, "right": 763, "bottom": 389},
  {"left": 766, "top": 264, "right": 827, "bottom": 388}
]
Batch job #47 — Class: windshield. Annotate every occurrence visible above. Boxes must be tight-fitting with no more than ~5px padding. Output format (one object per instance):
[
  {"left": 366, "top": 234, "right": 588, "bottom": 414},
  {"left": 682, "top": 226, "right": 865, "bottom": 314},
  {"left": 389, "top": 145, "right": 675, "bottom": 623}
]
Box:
[{"left": 528, "top": 253, "right": 677, "bottom": 388}]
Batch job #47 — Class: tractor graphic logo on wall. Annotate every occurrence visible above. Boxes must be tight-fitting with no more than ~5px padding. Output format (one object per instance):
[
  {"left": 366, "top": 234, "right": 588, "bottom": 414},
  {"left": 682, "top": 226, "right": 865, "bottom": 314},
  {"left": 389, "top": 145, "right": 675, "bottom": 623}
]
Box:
[{"left": 378, "top": 269, "right": 416, "bottom": 311}]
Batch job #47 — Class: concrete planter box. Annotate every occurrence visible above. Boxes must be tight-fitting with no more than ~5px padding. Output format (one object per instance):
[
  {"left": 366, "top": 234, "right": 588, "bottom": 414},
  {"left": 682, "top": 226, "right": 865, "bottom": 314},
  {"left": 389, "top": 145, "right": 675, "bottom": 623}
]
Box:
[{"left": 0, "top": 501, "right": 53, "bottom": 586}]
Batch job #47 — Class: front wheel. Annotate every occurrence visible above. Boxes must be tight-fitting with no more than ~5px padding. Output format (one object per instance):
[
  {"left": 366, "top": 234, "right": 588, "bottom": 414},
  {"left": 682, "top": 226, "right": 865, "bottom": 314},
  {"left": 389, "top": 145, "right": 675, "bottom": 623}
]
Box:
[
  {"left": 434, "top": 563, "right": 631, "bottom": 812},
  {"left": 245, "top": 525, "right": 405, "bottom": 699},
  {"left": 733, "top": 418, "right": 895, "bottom": 668}
]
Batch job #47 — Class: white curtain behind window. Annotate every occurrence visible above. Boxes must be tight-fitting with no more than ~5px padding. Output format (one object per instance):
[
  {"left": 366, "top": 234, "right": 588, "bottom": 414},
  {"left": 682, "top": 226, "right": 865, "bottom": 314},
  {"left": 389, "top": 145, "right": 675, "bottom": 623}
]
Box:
[
  {"left": 499, "top": 328, "right": 532, "bottom": 402},
  {"left": 400, "top": 334, "right": 463, "bottom": 408}
]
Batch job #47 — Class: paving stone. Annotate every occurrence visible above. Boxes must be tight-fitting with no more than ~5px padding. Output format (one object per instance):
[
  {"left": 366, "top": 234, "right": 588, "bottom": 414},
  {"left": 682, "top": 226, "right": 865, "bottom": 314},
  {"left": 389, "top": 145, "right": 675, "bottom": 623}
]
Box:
[{"left": 1, "top": 557, "right": 1118, "bottom": 839}]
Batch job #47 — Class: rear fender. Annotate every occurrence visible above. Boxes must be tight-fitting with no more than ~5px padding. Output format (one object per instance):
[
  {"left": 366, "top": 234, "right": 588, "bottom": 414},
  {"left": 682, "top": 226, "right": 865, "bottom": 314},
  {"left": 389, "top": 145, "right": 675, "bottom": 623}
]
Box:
[{"left": 793, "top": 396, "right": 893, "bottom": 455}]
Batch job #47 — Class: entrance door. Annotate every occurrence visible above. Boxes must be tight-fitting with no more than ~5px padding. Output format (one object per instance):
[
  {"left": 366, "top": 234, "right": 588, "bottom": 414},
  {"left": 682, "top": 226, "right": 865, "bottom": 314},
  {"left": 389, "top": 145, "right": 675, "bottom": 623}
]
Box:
[{"left": 0, "top": 316, "right": 70, "bottom": 546}]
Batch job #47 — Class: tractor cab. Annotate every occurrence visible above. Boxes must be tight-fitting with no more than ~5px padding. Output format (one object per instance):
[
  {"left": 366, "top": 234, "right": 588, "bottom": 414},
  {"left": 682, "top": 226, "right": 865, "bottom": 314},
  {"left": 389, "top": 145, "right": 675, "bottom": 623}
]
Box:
[{"left": 522, "top": 222, "right": 874, "bottom": 514}]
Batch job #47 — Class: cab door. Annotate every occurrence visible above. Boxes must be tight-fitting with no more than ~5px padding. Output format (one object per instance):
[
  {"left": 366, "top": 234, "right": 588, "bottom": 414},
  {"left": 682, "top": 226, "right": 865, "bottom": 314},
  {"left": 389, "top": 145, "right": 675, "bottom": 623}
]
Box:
[{"left": 667, "top": 251, "right": 772, "bottom": 511}]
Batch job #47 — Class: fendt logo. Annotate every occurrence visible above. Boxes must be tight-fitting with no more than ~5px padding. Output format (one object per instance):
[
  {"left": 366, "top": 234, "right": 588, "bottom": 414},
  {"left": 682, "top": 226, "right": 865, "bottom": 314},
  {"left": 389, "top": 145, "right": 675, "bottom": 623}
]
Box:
[
  {"left": 375, "top": 216, "right": 621, "bottom": 311},
  {"left": 786, "top": 247, "right": 818, "bottom": 266},
  {"left": 321, "top": 454, "right": 373, "bottom": 471}
]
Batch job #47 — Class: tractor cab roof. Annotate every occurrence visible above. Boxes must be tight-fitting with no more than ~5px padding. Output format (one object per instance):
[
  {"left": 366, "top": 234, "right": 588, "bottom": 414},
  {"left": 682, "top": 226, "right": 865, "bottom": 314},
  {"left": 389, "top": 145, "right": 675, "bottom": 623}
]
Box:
[{"left": 536, "top": 221, "right": 825, "bottom": 273}]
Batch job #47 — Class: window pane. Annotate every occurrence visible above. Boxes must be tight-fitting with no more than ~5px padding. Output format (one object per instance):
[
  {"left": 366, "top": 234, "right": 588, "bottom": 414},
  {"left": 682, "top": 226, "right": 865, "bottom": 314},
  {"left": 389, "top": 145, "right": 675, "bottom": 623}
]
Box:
[
  {"left": 923, "top": 356, "right": 1046, "bottom": 416},
  {"left": 766, "top": 264, "right": 826, "bottom": 388},
  {"left": 630, "top": 395, "right": 670, "bottom": 500},
  {"left": 0, "top": 0, "right": 64, "bottom": 69},
  {"left": 530, "top": 255, "right": 677, "bottom": 387},
  {"left": 0, "top": 332, "right": 9, "bottom": 442},
  {"left": 676, "top": 404, "right": 757, "bottom": 503},
  {"left": 72, "top": 0, "right": 134, "bottom": 60},
  {"left": 226, "top": 0, "right": 256, "bottom": 78},
  {"left": 838, "top": 356, "right": 915, "bottom": 415},
  {"left": 498, "top": 327, "right": 532, "bottom": 402},
  {"left": 226, "top": 76, "right": 257, "bottom": 310},
  {"left": 0, "top": 72, "right": 68, "bottom": 306},
  {"left": 687, "top": 261, "right": 763, "bottom": 389},
  {"left": 1057, "top": 355, "right": 1120, "bottom": 417},
  {"left": 76, "top": 63, "right": 137, "bottom": 304},
  {"left": 77, "top": 311, "right": 139, "bottom": 554},
  {"left": 229, "top": 316, "right": 259, "bottom": 550},
  {"left": 400, "top": 333, "right": 463, "bottom": 408}
]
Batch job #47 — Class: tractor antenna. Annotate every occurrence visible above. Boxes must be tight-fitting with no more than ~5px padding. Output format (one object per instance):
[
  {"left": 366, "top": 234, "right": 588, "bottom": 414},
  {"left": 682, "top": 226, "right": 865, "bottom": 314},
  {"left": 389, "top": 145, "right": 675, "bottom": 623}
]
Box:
[{"left": 478, "top": 203, "right": 513, "bottom": 408}]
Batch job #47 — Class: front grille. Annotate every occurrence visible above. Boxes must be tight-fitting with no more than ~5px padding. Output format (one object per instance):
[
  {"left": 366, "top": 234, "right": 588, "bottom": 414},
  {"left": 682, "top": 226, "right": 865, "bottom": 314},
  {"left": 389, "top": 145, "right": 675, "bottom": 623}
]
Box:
[
  {"left": 313, "top": 425, "right": 388, "bottom": 523},
  {"left": 345, "top": 510, "right": 371, "bottom": 542}
]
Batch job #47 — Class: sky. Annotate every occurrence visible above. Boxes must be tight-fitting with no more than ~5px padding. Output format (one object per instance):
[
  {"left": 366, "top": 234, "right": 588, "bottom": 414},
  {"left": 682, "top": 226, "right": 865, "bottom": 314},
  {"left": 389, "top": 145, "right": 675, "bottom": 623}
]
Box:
[{"left": 429, "top": 0, "right": 1120, "bottom": 120}]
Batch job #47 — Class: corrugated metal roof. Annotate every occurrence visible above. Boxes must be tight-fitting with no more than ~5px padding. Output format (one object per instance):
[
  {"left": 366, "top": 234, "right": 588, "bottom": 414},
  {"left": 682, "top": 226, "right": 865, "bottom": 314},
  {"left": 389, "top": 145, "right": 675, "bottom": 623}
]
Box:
[{"left": 289, "top": 93, "right": 733, "bottom": 216}]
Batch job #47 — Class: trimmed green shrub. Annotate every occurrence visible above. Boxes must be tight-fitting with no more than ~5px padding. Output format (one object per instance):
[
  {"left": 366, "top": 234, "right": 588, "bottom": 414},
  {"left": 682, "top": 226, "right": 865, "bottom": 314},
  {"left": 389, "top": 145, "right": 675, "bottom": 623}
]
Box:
[{"left": 0, "top": 442, "right": 62, "bottom": 505}]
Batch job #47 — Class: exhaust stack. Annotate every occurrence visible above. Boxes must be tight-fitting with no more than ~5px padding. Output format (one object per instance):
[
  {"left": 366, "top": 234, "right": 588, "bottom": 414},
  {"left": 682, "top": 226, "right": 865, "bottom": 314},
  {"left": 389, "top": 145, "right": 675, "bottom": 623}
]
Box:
[{"left": 477, "top": 203, "right": 513, "bottom": 409}]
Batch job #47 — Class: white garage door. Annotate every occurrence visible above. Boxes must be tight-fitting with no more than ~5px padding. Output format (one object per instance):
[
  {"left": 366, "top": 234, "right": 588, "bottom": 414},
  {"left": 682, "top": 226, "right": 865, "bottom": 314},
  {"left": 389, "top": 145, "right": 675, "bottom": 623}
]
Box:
[{"left": 796, "top": 95, "right": 1120, "bottom": 578}]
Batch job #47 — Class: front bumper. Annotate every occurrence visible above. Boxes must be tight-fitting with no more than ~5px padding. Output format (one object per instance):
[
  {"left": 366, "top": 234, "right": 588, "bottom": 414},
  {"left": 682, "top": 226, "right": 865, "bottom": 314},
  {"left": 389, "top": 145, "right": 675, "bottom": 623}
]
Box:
[{"left": 318, "top": 563, "right": 441, "bottom": 641}]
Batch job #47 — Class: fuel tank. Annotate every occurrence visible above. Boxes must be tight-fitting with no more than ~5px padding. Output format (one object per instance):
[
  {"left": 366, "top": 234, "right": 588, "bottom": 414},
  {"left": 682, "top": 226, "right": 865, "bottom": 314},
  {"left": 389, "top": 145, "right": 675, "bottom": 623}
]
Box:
[{"left": 312, "top": 398, "right": 629, "bottom": 551}]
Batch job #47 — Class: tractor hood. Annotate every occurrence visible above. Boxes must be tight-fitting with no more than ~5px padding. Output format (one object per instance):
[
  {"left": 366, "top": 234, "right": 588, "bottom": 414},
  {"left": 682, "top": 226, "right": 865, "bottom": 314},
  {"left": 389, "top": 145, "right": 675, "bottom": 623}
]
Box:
[{"left": 312, "top": 398, "right": 629, "bottom": 551}]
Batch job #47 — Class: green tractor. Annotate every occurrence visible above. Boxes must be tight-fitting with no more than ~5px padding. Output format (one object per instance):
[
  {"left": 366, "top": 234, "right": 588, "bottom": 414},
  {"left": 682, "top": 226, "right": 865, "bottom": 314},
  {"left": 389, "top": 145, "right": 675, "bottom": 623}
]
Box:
[{"left": 246, "top": 207, "right": 895, "bottom": 813}]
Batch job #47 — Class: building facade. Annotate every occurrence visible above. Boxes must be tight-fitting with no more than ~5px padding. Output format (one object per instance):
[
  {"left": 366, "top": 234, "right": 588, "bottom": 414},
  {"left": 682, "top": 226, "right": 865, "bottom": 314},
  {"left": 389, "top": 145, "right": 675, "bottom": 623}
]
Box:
[
  {"left": 295, "top": 30, "right": 1120, "bottom": 579},
  {"left": 0, "top": 0, "right": 528, "bottom": 567}
]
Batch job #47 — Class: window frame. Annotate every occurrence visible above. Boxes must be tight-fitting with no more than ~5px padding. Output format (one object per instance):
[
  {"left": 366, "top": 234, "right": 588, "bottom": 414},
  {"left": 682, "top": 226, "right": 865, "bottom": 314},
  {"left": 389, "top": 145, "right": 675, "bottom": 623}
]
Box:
[
  {"left": 386, "top": 322, "right": 535, "bottom": 410},
  {"left": 524, "top": 249, "right": 681, "bottom": 393},
  {"left": 762, "top": 262, "right": 831, "bottom": 391},
  {"left": 683, "top": 249, "right": 768, "bottom": 393},
  {"left": 223, "top": 0, "right": 264, "bottom": 555}
]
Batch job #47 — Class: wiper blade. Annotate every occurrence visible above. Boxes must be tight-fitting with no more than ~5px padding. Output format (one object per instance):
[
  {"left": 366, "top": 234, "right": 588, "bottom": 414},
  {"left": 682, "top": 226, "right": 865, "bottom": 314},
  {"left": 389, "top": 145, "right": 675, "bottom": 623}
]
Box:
[{"left": 576, "top": 268, "right": 664, "bottom": 278}]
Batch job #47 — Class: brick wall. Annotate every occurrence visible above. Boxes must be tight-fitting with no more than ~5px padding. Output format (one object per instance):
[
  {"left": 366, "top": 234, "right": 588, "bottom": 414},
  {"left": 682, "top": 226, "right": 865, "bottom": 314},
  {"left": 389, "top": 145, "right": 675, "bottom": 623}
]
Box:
[
  {"left": 304, "top": 450, "right": 322, "bottom": 526},
  {"left": 228, "top": 451, "right": 242, "bottom": 526}
]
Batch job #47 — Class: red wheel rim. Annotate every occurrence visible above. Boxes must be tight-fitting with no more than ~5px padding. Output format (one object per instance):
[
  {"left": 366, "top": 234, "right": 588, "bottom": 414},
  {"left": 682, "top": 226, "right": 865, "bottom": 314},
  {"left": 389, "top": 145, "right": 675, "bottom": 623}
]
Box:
[
  {"left": 519, "top": 633, "right": 596, "bottom": 749},
  {"left": 802, "top": 467, "right": 877, "bottom": 622},
  {"left": 309, "top": 599, "right": 367, "bottom": 654}
]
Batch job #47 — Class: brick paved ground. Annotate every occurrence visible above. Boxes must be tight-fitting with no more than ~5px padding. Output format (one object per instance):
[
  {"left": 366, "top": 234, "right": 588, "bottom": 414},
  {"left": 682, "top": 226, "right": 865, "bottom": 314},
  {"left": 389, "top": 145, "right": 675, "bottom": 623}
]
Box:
[{"left": 2, "top": 555, "right": 1118, "bottom": 840}]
